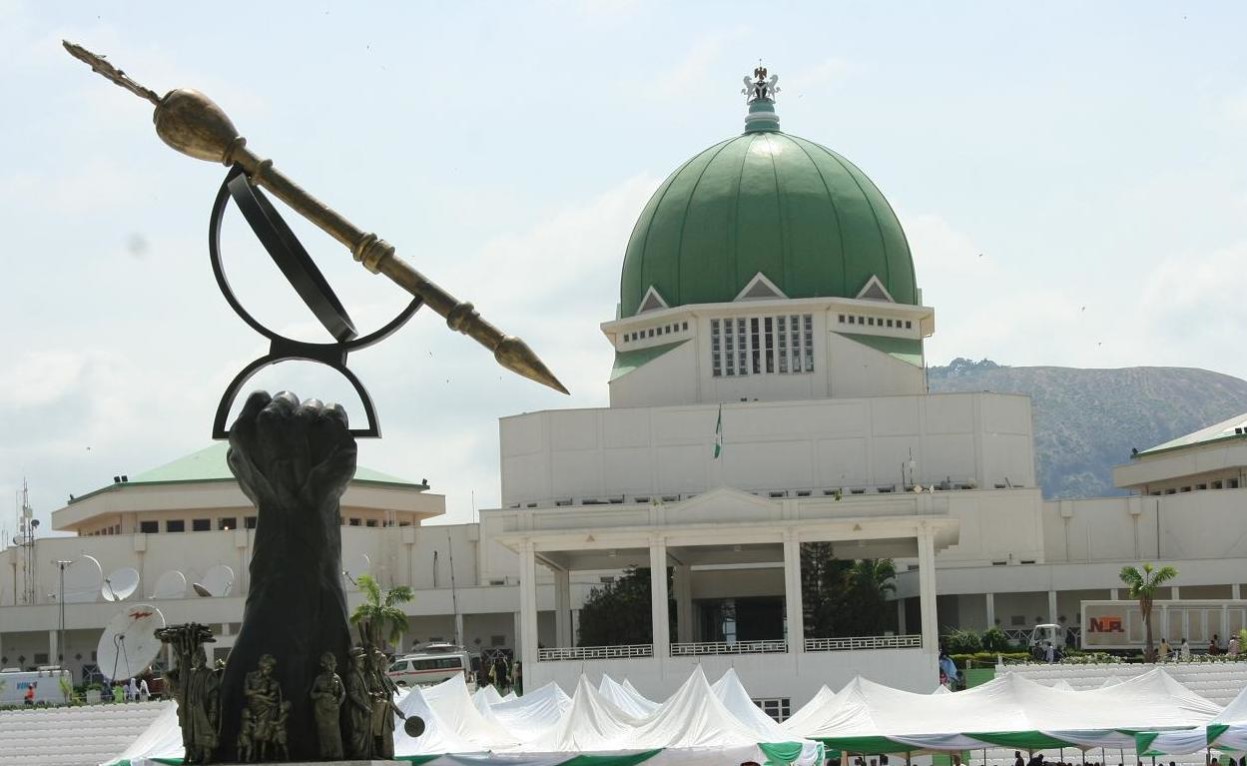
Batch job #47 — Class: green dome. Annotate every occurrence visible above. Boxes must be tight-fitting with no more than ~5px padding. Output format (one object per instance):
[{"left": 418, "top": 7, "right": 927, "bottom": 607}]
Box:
[{"left": 619, "top": 127, "right": 917, "bottom": 318}]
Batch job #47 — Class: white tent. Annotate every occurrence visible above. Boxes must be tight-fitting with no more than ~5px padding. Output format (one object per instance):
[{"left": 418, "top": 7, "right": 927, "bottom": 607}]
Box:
[
  {"left": 782, "top": 684, "right": 835, "bottom": 738},
  {"left": 782, "top": 668, "right": 1220, "bottom": 753},
  {"left": 598, "top": 675, "right": 659, "bottom": 718},
  {"left": 423, "top": 674, "right": 519, "bottom": 749},
  {"left": 711, "top": 667, "right": 795, "bottom": 742},
  {"left": 396, "top": 683, "right": 482, "bottom": 756},
  {"left": 101, "top": 702, "right": 181, "bottom": 766},
  {"left": 489, "top": 681, "right": 574, "bottom": 746},
  {"left": 1137, "top": 681, "right": 1247, "bottom": 756}
]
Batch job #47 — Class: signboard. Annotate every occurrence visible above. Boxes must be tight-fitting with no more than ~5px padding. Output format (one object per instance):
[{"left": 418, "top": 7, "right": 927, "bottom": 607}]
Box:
[{"left": 1081, "top": 600, "right": 1247, "bottom": 650}]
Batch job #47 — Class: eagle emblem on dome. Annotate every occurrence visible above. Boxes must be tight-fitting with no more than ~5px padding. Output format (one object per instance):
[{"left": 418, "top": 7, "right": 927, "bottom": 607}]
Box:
[{"left": 742, "top": 65, "right": 780, "bottom": 103}]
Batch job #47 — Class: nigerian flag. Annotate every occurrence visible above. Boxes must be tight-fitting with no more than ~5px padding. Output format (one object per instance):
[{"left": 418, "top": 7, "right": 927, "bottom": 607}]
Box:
[{"left": 713, "top": 405, "right": 723, "bottom": 458}]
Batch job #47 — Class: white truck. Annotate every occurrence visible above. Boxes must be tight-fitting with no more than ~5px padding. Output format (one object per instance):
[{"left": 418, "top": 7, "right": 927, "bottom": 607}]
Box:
[{"left": 0, "top": 667, "right": 73, "bottom": 706}]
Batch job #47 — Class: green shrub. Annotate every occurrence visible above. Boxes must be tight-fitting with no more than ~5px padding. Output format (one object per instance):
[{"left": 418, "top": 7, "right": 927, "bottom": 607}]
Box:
[
  {"left": 981, "top": 626, "right": 1011, "bottom": 652},
  {"left": 950, "top": 651, "right": 1030, "bottom": 669},
  {"left": 942, "top": 627, "right": 983, "bottom": 654}
]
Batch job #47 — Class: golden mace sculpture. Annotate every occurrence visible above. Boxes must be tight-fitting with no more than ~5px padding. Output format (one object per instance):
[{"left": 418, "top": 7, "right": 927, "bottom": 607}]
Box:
[{"left": 63, "top": 41, "right": 568, "bottom": 396}]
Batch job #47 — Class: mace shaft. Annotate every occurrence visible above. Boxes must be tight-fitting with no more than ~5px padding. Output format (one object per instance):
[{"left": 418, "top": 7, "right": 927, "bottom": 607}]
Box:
[{"left": 63, "top": 40, "right": 567, "bottom": 395}]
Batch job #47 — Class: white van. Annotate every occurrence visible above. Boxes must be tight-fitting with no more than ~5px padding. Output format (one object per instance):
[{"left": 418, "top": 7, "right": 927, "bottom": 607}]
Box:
[
  {"left": 386, "top": 643, "right": 477, "bottom": 691},
  {"left": 0, "top": 667, "right": 72, "bottom": 706}
]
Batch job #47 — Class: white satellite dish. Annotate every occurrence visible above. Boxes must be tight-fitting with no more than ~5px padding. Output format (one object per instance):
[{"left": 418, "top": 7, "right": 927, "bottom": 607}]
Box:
[
  {"left": 96, "top": 604, "right": 165, "bottom": 682},
  {"left": 63, "top": 554, "right": 104, "bottom": 603},
  {"left": 102, "top": 567, "right": 141, "bottom": 602},
  {"left": 192, "top": 564, "right": 235, "bottom": 598},
  {"left": 150, "top": 570, "right": 188, "bottom": 600},
  {"left": 343, "top": 553, "right": 371, "bottom": 589}
]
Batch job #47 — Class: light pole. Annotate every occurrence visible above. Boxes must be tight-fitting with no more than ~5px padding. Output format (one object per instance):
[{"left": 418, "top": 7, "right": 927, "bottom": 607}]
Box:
[{"left": 55, "top": 559, "right": 73, "bottom": 668}]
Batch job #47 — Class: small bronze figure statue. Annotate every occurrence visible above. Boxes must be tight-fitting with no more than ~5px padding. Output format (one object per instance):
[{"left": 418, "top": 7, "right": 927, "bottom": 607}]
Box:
[
  {"left": 309, "top": 651, "right": 347, "bottom": 759},
  {"left": 345, "top": 648, "right": 375, "bottom": 759},
  {"left": 368, "top": 646, "right": 403, "bottom": 759},
  {"left": 240, "top": 654, "right": 289, "bottom": 762},
  {"left": 158, "top": 624, "right": 219, "bottom": 764}
]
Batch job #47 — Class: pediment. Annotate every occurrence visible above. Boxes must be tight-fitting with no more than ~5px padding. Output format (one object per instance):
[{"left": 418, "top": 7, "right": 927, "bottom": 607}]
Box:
[
  {"left": 637, "top": 286, "right": 670, "bottom": 314},
  {"left": 667, "top": 486, "right": 782, "bottom": 525},
  {"left": 734, "top": 272, "right": 788, "bottom": 301},
  {"left": 855, "top": 275, "right": 896, "bottom": 303}
]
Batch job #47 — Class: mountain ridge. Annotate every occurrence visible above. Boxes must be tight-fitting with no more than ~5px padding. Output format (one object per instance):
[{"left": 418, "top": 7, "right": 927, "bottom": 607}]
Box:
[{"left": 926, "top": 358, "right": 1247, "bottom": 499}]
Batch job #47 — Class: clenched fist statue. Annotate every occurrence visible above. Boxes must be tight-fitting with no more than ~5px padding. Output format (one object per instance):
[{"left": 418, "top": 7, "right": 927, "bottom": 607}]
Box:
[{"left": 217, "top": 391, "right": 359, "bottom": 762}]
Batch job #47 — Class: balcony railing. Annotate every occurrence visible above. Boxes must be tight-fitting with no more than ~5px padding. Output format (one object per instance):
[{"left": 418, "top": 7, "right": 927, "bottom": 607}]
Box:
[
  {"left": 538, "top": 644, "right": 653, "bottom": 661},
  {"left": 671, "top": 639, "right": 789, "bottom": 656},
  {"left": 804, "top": 634, "right": 922, "bottom": 651}
]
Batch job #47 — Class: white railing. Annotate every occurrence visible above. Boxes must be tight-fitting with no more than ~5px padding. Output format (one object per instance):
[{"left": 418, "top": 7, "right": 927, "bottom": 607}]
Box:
[
  {"left": 670, "top": 639, "right": 789, "bottom": 656},
  {"left": 804, "top": 634, "right": 922, "bottom": 651},
  {"left": 538, "top": 644, "right": 653, "bottom": 662}
]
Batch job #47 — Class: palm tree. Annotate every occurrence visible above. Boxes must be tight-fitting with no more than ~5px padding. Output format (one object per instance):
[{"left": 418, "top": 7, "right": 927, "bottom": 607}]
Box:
[
  {"left": 350, "top": 574, "right": 413, "bottom": 651},
  {"left": 1119, "top": 563, "right": 1178, "bottom": 663}
]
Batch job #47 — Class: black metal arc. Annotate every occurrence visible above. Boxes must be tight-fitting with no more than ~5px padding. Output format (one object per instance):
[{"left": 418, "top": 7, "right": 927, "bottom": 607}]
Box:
[
  {"left": 224, "top": 169, "right": 357, "bottom": 342},
  {"left": 208, "top": 164, "right": 421, "bottom": 438}
]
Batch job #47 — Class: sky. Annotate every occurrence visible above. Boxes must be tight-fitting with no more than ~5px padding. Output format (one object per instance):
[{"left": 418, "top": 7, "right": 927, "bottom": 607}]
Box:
[{"left": 2, "top": 1, "right": 1246, "bottom": 537}]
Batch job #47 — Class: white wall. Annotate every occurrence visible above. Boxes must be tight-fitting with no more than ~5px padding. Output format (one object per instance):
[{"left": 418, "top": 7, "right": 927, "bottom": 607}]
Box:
[{"left": 500, "top": 393, "right": 1037, "bottom": 508}]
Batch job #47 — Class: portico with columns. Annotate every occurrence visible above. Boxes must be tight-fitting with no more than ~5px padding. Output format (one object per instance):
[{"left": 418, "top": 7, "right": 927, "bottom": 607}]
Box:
[{"left": 492, "top": 487, "right": 958, "bottom": 704}]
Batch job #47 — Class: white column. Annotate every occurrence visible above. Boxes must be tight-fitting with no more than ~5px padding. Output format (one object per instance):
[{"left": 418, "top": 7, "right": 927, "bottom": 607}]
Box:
[
  {"left": 985, "top": 593, "right": 996, "bottom": 628},
  {"left": 554, "top": 568, "right": 571, "bottom": 648},
  {"left": 1110, "top": 588, "right": 1119, "bottom": 600},
  {"left": 1233, "top": 584, "right": 1241, "bottom": 600},
  {"left": 649, "top": 537, "right": 670, "bottom": 659},
  {"left": 783, "top": 530, "right": 804, "bottom": 654},
  {"left": 917, "top": 526, "right": 938, "bottom": 653},
  {"left": 1171, "top": 585, "right": 1180, "bottom": 600},
  {"left": 48, "top": 630, "right": 58, "bottom": 666},
  {"left": 519, "top": 540, "right": 538, "bottom": 671},
  {"left": 1047, "top": 590, "right": 1058, "bottom": 623},
  {"left": 454, "top": 613, "right": 465, "bottom": 648},
  {"left": 673, "top": 564, "right": 694, "bottom": 643}
]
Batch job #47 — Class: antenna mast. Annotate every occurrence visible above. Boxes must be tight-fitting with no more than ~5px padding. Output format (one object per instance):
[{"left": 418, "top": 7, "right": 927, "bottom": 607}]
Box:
[
  {"left": 16, "top": 480, "right": 37, "bottom": 605},
  {"left": 446, "top": 529, "right": 460, "bottom": 647}
]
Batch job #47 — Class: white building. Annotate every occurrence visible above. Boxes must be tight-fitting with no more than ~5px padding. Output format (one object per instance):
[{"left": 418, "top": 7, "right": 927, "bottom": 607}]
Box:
[{"left": 3, "top": 75, "right": 1245, "bottom": 713}]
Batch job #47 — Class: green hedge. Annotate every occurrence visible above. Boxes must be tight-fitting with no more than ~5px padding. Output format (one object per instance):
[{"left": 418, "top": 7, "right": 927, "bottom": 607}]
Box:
[{"left": 950, "top": 652, "right": 1030, "bottom": 669}]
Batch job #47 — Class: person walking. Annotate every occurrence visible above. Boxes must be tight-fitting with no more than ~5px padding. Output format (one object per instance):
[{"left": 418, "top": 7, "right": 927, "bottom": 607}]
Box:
[
  {"left": 1158, "top": 638, "right": 1171, "bottom": 661},
  {"left": 1180, "top": 638, "right": 1191, "bottom": 660},
  {"left": 138, "top": 677, "right": 150, "bottom": 701}
]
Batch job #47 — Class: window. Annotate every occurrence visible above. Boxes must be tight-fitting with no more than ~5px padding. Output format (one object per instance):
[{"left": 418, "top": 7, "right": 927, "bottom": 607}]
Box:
[
  {"left": 140, "top": 521, "right": 158, "bottom": 534},
  {"left": 365, "top": 519, "right": 378, "bottom": 528},
  {"left": 245, "top": 516, "right": 257, "bottom": 529},
  {"left": 192, "top": 518, "right": 210, "bottom": 532},
  {"left": 1212, "top": 480, "right": 1223, "bottom": 489},
  {"left": 754, "top": 697, "right": 792, "bottom": 723},
  {"left": 350, "top": 518, "right": 361, "bottom": 527},
  {"left": 648, "top": 328, "right": 654, "bottom": 337},
  {"left": 886, "top": 319, "right": 894, "bottom": 327},
  {"left": 905, "top": 320, "right": 912, "bottom": 329},
  {"left": 491, "top": 635, "right": 506, "bottom": 647},
  {"left": 682, "top": 321, "right": 688, "bottom": 331},
  {"left": 838, "top": 314, "right": 845, "bottom": 323},
  {"left": 218, "top": 517, "right": 236, "bottom": 531},
  {"left": 166, "top": 520, "right": 185, "bottom": 533},
  {"left": 711, "top": 314, "right": 815, "bottom": 378},
  {"left": 1230, "top": 478, "right": 1240, "bottom": 489}
]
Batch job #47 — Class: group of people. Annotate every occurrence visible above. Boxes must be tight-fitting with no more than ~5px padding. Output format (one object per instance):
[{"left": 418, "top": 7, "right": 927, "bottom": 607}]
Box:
[
  {"left": 1157, "top": 634, "right": 1241, "bottom": 660},
  {"left": 1013, "top": 754, "right": 1243, "bottom": 766},
  {"left": 114, "top": 676, "right": 151, "bottom": 702}
]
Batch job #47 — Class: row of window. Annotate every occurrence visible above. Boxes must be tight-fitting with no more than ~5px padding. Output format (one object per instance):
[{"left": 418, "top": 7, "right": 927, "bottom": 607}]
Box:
[
  {"left": 1150, "top": 478, "right": 1241, "bottom": 495},
  {"left": 134, "top": 516, "right": 407, "bottom": 533},
  {"left": 86, "top": 524, "right": 122, "bottom": 537},
  {"left": 838, "top": 314, "right": 913, "bottom": 330},
  {"left": 623, "top": 320, "right": 689, "bottom": 344},
  {"left": 710, "top": 314, "right": 814, "bottom": 377}
]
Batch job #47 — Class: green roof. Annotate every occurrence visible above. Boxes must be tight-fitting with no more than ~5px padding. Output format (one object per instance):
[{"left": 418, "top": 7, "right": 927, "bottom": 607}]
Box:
[
  {"left": 837, "top": 333, "right": 924, "bottom": 367},
  {"left": 619, "top": 124, "right": 917, "bottom": 318},
  {"left": 610, "top": 340, "right": 688, "bottom": 381},
  {"left": 1137, "top": 411, "right": 1247, "bottom": 457},
  {"left": 74, "top": 443, "right": 425, "bottom": 503}
]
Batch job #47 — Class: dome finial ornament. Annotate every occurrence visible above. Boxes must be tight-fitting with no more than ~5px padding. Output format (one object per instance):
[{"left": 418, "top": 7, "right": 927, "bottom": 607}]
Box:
[
  {"left": 742, "top": 64, "right": 780, "bottom": 103},
  {"left": 741, "top": 64, "right": 781, "bottom": 133}
]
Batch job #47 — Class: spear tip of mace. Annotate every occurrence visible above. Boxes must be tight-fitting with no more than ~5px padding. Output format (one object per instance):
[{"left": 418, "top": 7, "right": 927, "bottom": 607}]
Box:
[{"left": 495, "top": 336, "right": 570, "bottom": 395}]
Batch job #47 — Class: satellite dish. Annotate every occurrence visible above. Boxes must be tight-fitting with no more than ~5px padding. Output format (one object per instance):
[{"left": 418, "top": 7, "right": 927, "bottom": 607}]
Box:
[
  {"left": 200, "top": 564, "right": 235, "bottom": 597},
  {"left": 343, "top": 553, "right": 371, "bottom": 589},
  {"left": 150, "top": 570, "right": 188, "bottom": 600},
  {"left": 96, "top": 604, "right": 165, "bottom": 682},
  {"left": 63, "top": 555, "right": 104, "bottom": 603},
  {"left": 102, "top": 568, "right": 140, "bottom": 602}
]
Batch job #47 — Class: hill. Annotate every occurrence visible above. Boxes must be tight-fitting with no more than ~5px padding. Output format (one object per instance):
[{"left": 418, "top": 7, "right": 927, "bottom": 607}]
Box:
[{"left": 926, "top": 359, "right": 1247, "bottom": 499}]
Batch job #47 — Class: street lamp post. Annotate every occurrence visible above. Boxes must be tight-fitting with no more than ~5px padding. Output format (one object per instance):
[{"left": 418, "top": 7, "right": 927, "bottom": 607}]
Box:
[{"left": 55, "top": 559, "right": 73, "bottom": 668}]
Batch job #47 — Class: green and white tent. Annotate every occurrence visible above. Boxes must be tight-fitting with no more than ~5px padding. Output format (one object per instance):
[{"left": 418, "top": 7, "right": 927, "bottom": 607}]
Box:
[
  {"left": 778, "top": 668, "right": 1222, "bottom": 754},
  {"left": 1136, "top": 682, "right": 1247, "bottom": 756},
  {"left": 102, "top": 667, "right": 821, "bottom": 766}
]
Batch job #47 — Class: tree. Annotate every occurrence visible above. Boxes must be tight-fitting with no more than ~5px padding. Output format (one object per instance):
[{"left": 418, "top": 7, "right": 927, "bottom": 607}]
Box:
[
  {"left": 801, "top": 545, "right": 898, "bottom": 638},
  {"left": 1119, "top": 563, "right": 1178, "bottom": 663},
  {"left": 577, "top": 567, "right": 672, "bottom": 647},
  {"left": 350, "top": 574, "right": 413, "bottom": 651}
]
